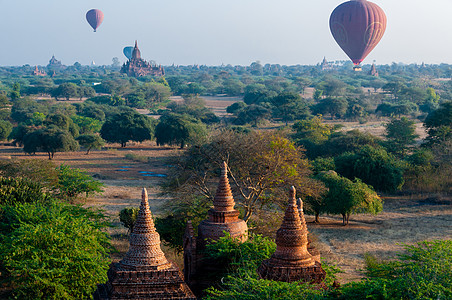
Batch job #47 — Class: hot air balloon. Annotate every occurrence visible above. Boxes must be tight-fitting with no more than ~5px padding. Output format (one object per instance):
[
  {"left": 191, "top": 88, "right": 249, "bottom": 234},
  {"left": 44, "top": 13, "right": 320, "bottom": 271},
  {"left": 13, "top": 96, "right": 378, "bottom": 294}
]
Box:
[
  {"left": 329, "top": 0, "right": 386, "bottom": 68},
  {"left": 86, "top": 9, "right": 104, "bottom": 32},
  {"left": 123, "top": 46, "right": 134, "bottom": 60}
]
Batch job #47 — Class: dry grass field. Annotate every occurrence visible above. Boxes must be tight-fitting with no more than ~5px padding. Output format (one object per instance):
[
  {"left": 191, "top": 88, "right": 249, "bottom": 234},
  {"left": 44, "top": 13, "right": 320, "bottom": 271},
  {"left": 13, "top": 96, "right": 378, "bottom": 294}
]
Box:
[{"left": 1, "top": 139, "right": 450, "bottom": 284}]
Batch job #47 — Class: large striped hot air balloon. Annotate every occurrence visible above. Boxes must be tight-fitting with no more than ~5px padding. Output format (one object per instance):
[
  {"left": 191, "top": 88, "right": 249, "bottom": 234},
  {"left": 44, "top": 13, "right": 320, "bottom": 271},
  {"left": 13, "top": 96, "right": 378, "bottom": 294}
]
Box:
[
  {"left": 329, "top": 0, "right": 386, "bottom": 67},
  {"left": 86, "top": 9, "right": 104, "bottom": 32}
]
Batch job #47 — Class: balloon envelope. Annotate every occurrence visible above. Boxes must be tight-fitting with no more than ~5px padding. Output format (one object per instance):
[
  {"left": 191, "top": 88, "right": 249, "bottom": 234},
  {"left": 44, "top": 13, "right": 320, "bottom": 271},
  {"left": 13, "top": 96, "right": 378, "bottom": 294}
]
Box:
[
  {"left": 86, "top": 9, "right": 104, "bottom": 32},
  {"left": 123, "top": 46, "right": 134, "bottom": 59},
  {"left": 329, "top": 0, "right": 386, "bottom": 65}
]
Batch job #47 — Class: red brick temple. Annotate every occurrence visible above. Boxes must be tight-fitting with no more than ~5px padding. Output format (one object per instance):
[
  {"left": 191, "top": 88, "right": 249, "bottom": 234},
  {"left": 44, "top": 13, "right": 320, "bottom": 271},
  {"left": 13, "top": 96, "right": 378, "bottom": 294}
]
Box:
[
  {"left": 94, "top": 188, "right": 195, "bottom": 300},
  {"left": 183, "top": 161, "right": 248, "bottom": 294},
  {"left": 120, "top": 41, "right": 164, "bottom": 77},
  {"left": 297, "top": 198, "right": 321, "bottom": 263},
  {"left": 258, "top": 186, "right": 325, "bottom": 284}
]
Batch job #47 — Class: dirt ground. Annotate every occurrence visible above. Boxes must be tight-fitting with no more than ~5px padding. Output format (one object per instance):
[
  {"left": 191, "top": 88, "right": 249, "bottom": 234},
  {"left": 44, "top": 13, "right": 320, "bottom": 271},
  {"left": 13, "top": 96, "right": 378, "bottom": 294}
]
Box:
[{"left": 1, "top": 141, "right": 450, "bottom": 283}]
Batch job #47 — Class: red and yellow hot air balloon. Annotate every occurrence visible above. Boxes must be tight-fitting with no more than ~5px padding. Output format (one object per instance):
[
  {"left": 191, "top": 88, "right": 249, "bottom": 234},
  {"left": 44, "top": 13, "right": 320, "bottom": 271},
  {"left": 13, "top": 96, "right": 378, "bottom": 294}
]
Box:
[
  {"left": 329, "top": 0, "right": 386, "bottom": 68},
  {"left": 86, "top": 9, "right": 104, "bottom": 32}
]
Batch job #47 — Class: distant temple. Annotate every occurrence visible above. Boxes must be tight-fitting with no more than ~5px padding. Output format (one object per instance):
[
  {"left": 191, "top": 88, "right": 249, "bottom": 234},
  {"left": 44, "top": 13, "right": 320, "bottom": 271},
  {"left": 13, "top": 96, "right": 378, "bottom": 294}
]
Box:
[
  {"left": 258, "top": 186, "right": 326, "bottom": 284},
  {"left": 94, "top": 188, "right": 195, "bottom": 300},
  {"left": 32, "top": 66, "right": 46, "bottom": 76},
  {"left": 120, "top": 41, "right": 164, "bottom": 77},
  {"left": 369, "top": 63, "right": 379, "bottom": 77},
  {"left": 183, "top": 162, "right": 248, "bottom": 295},
  {"left": 320, "top": 57, "right": 333, "bottom": 71},
  {"left": 47, "top": 55, "right": 62, "bottom": 68}
]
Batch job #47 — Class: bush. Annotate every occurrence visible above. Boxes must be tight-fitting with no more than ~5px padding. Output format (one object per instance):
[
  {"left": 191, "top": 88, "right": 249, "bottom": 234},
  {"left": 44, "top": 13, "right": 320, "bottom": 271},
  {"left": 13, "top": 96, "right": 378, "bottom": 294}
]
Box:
[
  {"left": 56, "top": 165, "right": 103, "bottom": 200},
  {"left": 339, "top": 240, "right": 452, "bottom": 300},
  {"left": 0, "top": 177, "right": 51, "bottom": 205},
  {"left": 0, "top": 201, "right": 111, "bottom": 299}
]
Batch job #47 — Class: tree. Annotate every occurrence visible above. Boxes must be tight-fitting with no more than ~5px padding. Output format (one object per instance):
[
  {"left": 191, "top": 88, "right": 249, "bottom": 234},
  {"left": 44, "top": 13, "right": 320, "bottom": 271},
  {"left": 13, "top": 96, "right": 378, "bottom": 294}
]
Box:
[
  {"left": 0, "top": 120, "right": 13, "bottom": 141},
  {"left": 76, "top": 134, "right": 105, "bottom": 154},
  {"left": 8, "top": 124, "right": 34, "bottom": 146},
  {"left": 385, "top": 117, "right": 419, "bottom": 157},
  {"left": 312, "top": 97, "right": 348, "bottom": 119},
  {"left": 55, "top": 165, "right": 103, "bottom": 199},
  {"left": 424, "top": 101, "right": 452, "bottom": 146},
  {"left": 161, "top": 130, "right": 323, "bottom": 221},
  {"left": 100, "top": 111, "right": 155, "bottom": 147},
  {"left": 292, "top": 116, "right": 334, "bottom": 159},
  {"left": 314, "top": 171, "right": 383, "bottom": 225},
  {"left": 71, "top": 115, "right": 102, "bottom": 134},
  {"left": 11, "top": 99, "right": 48, "bottom": 124},
  {"left": 234, "top": 104, "right": 271, "bottom": 126},
  {"left": 226, "top": 102, "right": 247, "bottom": 114},
  {"left": 10, "top": 82, "right": 20, "bottom": 101},
  {"left": 155, "top": 113, "right": 207, "bottom": 148},
  {"left": 44, "top": 113, "right": 79, "bottom": 137},
  {"left": 271, "top": 92, "right": 310, "bottom": 125},
  {"left": 119, "top": 207, "right": 139, "bottom": 233},
  {"left": 52, "top": 82, "right": 79, "bottom": 100},
  {"left": 23, "top": 127, "right": 79, "bottom": 159},
  {"left": 334, "top": 145, "right": 405, "bottom": 192},
  {"left": 322, "top": 130, "right": 381, "bottom": 157},
  {"left": 0, "top": 94, "right": 10, "bottom": 120}
]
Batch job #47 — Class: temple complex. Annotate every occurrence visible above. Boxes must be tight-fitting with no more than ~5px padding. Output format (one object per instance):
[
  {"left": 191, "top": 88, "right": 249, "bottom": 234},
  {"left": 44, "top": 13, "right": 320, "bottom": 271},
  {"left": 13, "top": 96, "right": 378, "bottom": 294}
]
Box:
[
  {"left": 32, "top": 66, "right": 46, "bottom": 76},
  {"left": 183, "top": 161, "right": 248, "bottom": 294},
  {"left": 47, "top": 55, "right": 64, "bottom": 70},
  {"left": 94, "top": 188, "right": 195, "bottom": 300},
  {"left": 258, "top": 186, "right": 325, "bottom": 284},
  {"left": 120, "top": 41, "right": 164, "bottom": 77}
]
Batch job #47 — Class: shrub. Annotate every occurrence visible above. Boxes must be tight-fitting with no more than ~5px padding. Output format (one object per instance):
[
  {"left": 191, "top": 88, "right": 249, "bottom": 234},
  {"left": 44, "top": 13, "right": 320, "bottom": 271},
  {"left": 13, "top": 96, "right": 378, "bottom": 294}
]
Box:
[{"left": 119, "top": 207, "right": 139, "bottom": 233}]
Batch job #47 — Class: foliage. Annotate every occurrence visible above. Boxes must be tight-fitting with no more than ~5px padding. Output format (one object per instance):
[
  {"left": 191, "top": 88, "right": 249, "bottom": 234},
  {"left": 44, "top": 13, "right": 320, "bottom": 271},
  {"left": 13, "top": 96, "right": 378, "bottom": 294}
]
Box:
[
  {"left": 233, "top": 104, "right": 271, "bottom": 126},
  {"left": 23, "top": 127, "right": 79, "bottom": 159},
  {"left": 161, "top": 130, "right": 323, "bottom": 222},
  {"left": 0, "top": 159, "right": 59, "bottom": 190},
  {"left": 385, "top": 117, "right": 419, "bottom": 157},
  {"left": 339, "top": 240, "right": 452, "bottom": 300},
  {"left": 100, "top": 111, "right": 156, "bottom": 147},
  {"left": 155, "top": 113, "right": 208, "bottom": 148},
  {"left": 0, "top": 200, "right": 111, "bottom": 299},
  {"left": 321, "top": 129, "right": 381, "bottom": 157},
  {"left": 312, "top": 97, "right": 348, "bottom": 119},
  {"left": 204, "top": 234, "right": 331, "bottom": 300},
  {"left": 0, "top": 119, "right": 12, "bottom": 140},
  {"left": 0, "top": 177, "right": 51, "bottom": 205},
  {"left": 52, "top": 82, "right": 79, "bottom": 100},
  {"left": 44, "top": 113, "right": 79, "bottom": 137},
  {"left": 55, "top": 165, "right": 103, "bottom": 200},
  {"left": 119, "top": 207, "right": 139, "bottom": 233},
  {"left": 166, "top": 95, "right": 219, "bottom": 124},
  {"left": 292, "top": 116, "right": 334, "bottom": 158},
  {"left": 71, "top": 115, "right": 102, "bottom": 134},
  {"left": 76, "top": 134, "right": 105, "bottom": 154},
  {"left": 10, "top": 99, "right": 48, "bottom": 124},
  {"left": 423, "top": 101, "right": 452, "bottom": 146},
  {"left": 313, "top": 171, "right": 383, "bottom": 225},
  {"left": 155, "top": 196, "right": 211, "bottom": 252},
  {"left": 334, "top": 145, "right": 405, "bottom": 192}
]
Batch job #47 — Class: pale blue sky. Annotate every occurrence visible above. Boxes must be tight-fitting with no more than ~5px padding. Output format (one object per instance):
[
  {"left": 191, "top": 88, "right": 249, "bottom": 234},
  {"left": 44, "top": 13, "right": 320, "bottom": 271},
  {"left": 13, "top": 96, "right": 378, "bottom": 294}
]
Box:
[{"left": 0, "top": 0, "right": 451, "bottom": 66}]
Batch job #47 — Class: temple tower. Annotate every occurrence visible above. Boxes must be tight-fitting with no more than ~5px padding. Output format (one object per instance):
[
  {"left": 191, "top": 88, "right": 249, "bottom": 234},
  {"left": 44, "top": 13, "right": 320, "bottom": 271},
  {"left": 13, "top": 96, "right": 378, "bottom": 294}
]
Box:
[
  {"left": 183, "top": 161, "right": 248, "bottom": 295},
  {"left": 94, "top": 188, "right": 195, "bottom": 300},
  {"left": 131, "top": 40, "right": 141, "bottom": 60},
  {"left": 258, "top": 186, "right": 325, "bottom": 284}
]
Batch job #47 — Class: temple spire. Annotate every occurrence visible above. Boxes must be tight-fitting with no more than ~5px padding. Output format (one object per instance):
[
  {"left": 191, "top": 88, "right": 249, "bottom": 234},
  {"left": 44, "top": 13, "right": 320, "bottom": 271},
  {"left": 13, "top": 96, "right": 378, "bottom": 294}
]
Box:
[
  {"left": 120, "top": 188, "right": 170, "bottom": 270},
  {"left": 212, "top": 162, "right": 235, "bottom": 212}
]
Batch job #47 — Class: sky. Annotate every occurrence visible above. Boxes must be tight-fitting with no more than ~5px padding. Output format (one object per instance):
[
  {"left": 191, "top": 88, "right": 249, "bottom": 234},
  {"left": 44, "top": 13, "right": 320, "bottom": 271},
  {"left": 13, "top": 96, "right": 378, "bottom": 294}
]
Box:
[{"left": 1, "top": 0, "right": 452, "bottom": 67}]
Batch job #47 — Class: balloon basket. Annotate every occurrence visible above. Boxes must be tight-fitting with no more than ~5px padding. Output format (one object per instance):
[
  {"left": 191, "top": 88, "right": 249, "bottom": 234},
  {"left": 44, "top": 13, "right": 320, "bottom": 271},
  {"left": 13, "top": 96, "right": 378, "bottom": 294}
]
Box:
[{"left": 353, "top": 66, "right": 362, "bottom": 71}]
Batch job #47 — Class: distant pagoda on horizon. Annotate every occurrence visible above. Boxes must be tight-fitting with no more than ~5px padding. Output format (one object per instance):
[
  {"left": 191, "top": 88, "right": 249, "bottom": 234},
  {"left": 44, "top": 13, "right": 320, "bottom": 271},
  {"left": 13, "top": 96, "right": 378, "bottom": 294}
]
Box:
[{"left": 120, "top": 40, "right": 164, "bottom": 77}]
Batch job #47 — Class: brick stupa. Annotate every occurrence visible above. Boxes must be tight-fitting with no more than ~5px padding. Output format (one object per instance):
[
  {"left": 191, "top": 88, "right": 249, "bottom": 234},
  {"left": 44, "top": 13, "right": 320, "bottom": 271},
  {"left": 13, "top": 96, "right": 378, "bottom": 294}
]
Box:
[
  {"left": 258, "top": 186, "right": 325, "bottom": 284},
  {"left": 184, "top": 161, "right": 248, "bottom": 295},
  {"left": 94, "top": 188, "right": 195, "bottom": 300}
]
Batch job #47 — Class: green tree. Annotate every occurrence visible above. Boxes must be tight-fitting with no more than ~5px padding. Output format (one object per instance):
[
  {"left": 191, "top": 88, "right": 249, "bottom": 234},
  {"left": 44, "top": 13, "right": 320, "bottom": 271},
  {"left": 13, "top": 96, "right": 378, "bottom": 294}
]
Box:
[
  {"left": 71, "top": 115, "right": 102, "bottom": 134},
  {"left": 119, "top": 207, "right": 139, "bottom": 234},
  {"left": 52, "top": 82, "right": 79, "bottom": 100},
  {"left": 424, "top": 101, "right": 452, "bottom": 146},
  {"left": 23, "top": 127, "right": 79, "bottom": 159},
  {"left": 0, "top": 94, "right": 10, "bottom": 120},
  {"left": 10, "top": 82, "right": 20, "bottom": 101},
  {"left": 0, "top": 120, "right": 13, "bottom": 141},
  {"left": 76, "top": 134, "right": 105, "bottom": 154},
  {"left": 44, "top": 113, "right": 79, "bottom": 137},
  {"left": 271, "top": 92, "right": 310, "bottom": 125},
  {"left": 385, "top": 117, "right": 419, "bottom": 157},
  {"left": 8, "top": 124, "right": 34, "bottom": 147},
  {"left": 226, "top": 102, "right": 247, "bottom": 114},
  {"left": 334, "top": 145, "right": 405, "bottom": 192},
  {"left": 0, "top": 177, "right": 51, "bottom": 205},
  {"left": 234, "top": 104, "right": 271, "bottom": 126},
  {"left": 11, "top": 99, "right": 48, "bottom": 124},
  {"left": 315, "top": 171, "right": 383, "bottom": 225},
  {"left": 55, "top": 165, "right": 103, "bottom": 199},
  {"left": 312, "top": 97, "right": 348, "bottom": 119},
  {"left": 155, "top": 113, "right": 208, "bottom": 148},
  {"left": 100, "top": 111, "right": 155, "bottom": 147},
  {"left": 292, "top": 116, "right": 334, "bottom": 158}
]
